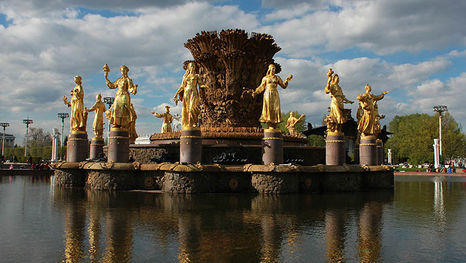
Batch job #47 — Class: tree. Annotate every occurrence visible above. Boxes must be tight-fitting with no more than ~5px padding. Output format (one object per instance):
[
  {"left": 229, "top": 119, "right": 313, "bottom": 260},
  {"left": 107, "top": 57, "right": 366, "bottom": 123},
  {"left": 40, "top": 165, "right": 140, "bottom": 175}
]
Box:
[
  {"left": 24, "top": 127, "right": 52, "bottom": 148},
  {"left": 385, "top": 112, "right": 465, "bottom": 164}
]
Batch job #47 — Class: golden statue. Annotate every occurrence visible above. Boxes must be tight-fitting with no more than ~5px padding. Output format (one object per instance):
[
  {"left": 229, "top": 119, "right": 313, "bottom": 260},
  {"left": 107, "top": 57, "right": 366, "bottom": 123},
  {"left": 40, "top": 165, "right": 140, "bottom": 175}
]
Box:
[
  {"left": 128, "top": 103, "right": 138, "bottom": 143},
  {"left": 86, "top": 94, "right": 106, "bottom": 138},
  {"left": 252, "top": 64, "right": 293, "bottom": 130},
  {"left": 63, "top": 76, "right": 87, "bottom": 132},
  {"left": 324, "top": 68, "right": 353, "bottom": 134},
  {"left": 286, "top": 112, "right": 305, "bottom": 136},
  {"left": 173, "top": 62, "right": 205, "bottom": 129},
  {"left": 103, "top": 64, "right": 138, "bottom": 130},
  {"left": 356, "top": 84, "right": 389, "bottom": 137},
  {"left": 152, "top": 106, "right": 173, "bottom": 133}
]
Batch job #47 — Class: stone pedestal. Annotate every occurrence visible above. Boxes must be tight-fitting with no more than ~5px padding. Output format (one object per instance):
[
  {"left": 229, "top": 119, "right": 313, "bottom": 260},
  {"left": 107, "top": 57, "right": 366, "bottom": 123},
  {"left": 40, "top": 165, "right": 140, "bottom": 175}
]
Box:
[
  {"left": 262, "top": 129, "right": 283, "bottom": 165},
  {"left": 66, "top": 131, "right": 88, "bottom": 162},
  {"left": 376, "top": 139, "right": 383, "bottom": 165},
  {"left": 326, "top": 133, "right": 345, "bottom": 165},
  {"left": 108, "top": 128, "right": 129, "bottom": 163},
  {"left": 360, "top": 135, "right": 377, "bottom": 166},
  {"left": 90, "top": 137, "right": 105, "bottom": 160},
  {"left": 180, "top": 128, "right": 202, "bottom": 164}
]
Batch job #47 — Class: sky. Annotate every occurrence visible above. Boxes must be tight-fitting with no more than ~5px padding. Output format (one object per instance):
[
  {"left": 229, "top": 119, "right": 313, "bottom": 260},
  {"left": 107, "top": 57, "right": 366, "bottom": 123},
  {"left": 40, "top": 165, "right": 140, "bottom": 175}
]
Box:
[{"left": 0, "top": 0, "right": 465, "bottom": 145}]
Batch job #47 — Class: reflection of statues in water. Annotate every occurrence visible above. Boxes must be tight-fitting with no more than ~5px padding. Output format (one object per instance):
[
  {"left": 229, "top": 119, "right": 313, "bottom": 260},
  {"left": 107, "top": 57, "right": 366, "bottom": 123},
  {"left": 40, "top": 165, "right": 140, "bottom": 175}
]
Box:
[
  {"left": 325, "top": 210, "right": 346, "bottom": 263},
  {"left": 86, "top": 94, "right": 106, "bottom": 138},
  {"left": 358, "top": 201, "right": 383, "bottom": 262},
  {"left": 252, "top": 64, "right": 293, "bottom": 130},
  {"left": 63, "top": 75, "right": 88, "bottom": 132},
  {"left": 286, "top": 112, "right": 305, "bottom": 136},
  {"left": 128, "top": 103, "right": 138, "bottom": 144},
  {"left": 356, "top": 84, "right": 388, "bottom": 137},
  {"left": 152, "top": 106, "right": 173, "bottom": 133},
  {"left": 103, "top": 64, "right": 138, "bottom": 130},
  {"left": 324, "top": 68, "right": 353, "bottom": 134},
  {"left": 173, "top": 62, "right": 205, "bottom": 129}
]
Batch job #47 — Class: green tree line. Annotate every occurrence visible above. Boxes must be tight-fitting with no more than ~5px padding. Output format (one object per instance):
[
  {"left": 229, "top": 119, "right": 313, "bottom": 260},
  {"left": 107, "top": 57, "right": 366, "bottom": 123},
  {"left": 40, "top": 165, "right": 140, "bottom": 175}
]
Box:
[{"left": 386, "top": 112, "right": 465, "bottom": 164}]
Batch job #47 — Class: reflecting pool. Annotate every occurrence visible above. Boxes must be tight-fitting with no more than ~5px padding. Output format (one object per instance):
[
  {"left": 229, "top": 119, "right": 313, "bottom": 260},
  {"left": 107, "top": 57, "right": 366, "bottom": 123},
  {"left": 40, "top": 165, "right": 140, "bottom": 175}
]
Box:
[{"left": 0, "top": 175, "right": 465, "bottom": 262}]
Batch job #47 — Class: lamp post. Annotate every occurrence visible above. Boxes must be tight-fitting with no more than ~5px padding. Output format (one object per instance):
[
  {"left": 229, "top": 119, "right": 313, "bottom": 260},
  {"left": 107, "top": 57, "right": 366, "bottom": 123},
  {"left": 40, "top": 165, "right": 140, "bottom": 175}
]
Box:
[
  {"left": 23, "top": 117, "right": 33, "bottom": 157},
  {"left": 103, "top": 97, "right": 114, "bottom": 142},
  {"left": 57, "top": 113, "right": 69, "bottom": 160},
  {"left": 433, "top": 105, "right": 448, "bottom": 159},
  {"left": 0, "top": 122, "right": 9, "bottom": 157}
]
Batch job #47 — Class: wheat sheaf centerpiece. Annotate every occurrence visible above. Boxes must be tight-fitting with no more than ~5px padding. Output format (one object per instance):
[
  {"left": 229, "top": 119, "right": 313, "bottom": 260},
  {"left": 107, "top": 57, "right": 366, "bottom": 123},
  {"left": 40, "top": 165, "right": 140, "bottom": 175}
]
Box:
[{"left": 151, "top": 29, "right": 306, "bottom": 145}]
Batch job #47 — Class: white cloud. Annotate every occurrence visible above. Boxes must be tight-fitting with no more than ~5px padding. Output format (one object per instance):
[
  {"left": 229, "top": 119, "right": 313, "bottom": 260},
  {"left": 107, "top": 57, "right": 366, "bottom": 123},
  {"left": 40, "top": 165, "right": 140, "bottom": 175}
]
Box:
[{"left": 261, "top": 0, "right": 466, "bottom": 56}]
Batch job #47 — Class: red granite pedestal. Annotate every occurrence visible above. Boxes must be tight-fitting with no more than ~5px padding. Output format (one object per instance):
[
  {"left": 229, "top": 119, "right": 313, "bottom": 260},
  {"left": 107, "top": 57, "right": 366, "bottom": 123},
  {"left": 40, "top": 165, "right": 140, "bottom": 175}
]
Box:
[
  {"left": 66, "top": 131, "right": 88, "bottom": 162},
  {"left": 90, "top": 137, "right": 105, "bottom": 160},
  {"left": 108, "top": 128, "right": 129, "bottom": 163},
  {"left": 326, "top": 133, "right": 345, "bottom": 165},
  {"left": 262, "top": 129, "right": 283, "bottom": 165},
  {"left": 360, "top": 135, "right": 377, "bottom": 166},
  {"left": 180, "top": 128, "right": 202, "bottom": 164},
  {"left": 376, "top": 139, "right": 383, "bottom": 165}
]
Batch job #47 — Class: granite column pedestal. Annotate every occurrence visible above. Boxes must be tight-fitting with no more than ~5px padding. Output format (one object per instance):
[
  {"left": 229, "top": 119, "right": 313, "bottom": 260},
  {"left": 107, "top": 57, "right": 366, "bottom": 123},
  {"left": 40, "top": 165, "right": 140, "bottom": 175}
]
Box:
[
  {"left": 326, "top": 133, "right": 346, "bottom": 165},
  {"left": 90, "top": 137, "right": 105, "bottom": 160},
  {"left": 180, "top": 128, "right": 202, "bottom": 164},
  {"left": 360, "top": 135, "right": 377, "bottom": 166},
  {"left": 66, "top": 131, "right": 88, "bottom": 162},
  {"left": 262, "top": 129, "right": 283, "bottom": 165},
  {"left": 376, "top": 139, "right": 384, "bottom": 165},
  {"left": 108, "top": 128, "right": 129, "bottom": 163}
]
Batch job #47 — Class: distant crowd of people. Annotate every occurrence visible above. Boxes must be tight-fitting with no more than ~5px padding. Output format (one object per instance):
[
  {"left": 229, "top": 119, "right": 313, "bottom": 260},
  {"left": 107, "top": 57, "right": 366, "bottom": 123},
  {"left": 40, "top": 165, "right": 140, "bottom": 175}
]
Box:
[{"left": 1, "top": 155, "right": 51, "bottom": 170}]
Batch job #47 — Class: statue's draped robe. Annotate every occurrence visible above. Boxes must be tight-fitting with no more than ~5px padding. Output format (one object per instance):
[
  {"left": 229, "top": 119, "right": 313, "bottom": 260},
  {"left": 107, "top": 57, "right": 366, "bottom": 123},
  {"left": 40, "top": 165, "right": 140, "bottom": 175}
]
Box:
[{"left": 70, "top": 85, "right": 86, "bottom": 131}]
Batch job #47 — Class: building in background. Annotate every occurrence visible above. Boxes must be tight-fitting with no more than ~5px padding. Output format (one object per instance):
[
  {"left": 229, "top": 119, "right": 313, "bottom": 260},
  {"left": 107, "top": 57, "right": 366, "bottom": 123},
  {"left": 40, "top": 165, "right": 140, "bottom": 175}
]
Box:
[{"left": 1, "top": 134, "right": 15, "bottom": 149}]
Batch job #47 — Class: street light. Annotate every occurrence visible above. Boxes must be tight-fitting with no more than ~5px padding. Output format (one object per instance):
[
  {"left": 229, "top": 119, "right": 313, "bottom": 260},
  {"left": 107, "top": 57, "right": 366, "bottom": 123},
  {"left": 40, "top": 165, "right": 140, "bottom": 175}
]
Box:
[
  {"left": 433, "top": 105, "right": 448, "bottom": 159},
  {"left": 0, "top": 122, "right": 10, "bottom": 157},
  {"left": 103, "top": 97, "right": 114, "bottom": 142},
  {"left": 23, "top": 117, "right": 33, "bottom": 157},
  {"left": 57, "top": 113, "right": 69, "bottom": 160}
]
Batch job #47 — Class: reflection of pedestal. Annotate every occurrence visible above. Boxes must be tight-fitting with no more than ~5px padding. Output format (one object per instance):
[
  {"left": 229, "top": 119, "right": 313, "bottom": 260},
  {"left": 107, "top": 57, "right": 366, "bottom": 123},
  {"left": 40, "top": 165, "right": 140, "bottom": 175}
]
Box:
[
  {"left": 376, "top": 139, "right": 383, "bottom": 165},
  {"left": 262, "top": 129, "right": 283, "bottom": 165},
  {"left": 326, "top": 133, "right": 345, "bottom": 165},
  {"left": 66, "top": 131, "right": 88, "bottom": 162},
  {"left": 108, "top": 128, "right": 129, "bottom": 163},
  {"left": 360, "top": 135, "right": 377, "bottom": 166},
  {"left": 180, "top": 128, "right": 202, "bottom": 164},
  {"left": 90, "top": 137, "right": 105, "bottom": 160}
]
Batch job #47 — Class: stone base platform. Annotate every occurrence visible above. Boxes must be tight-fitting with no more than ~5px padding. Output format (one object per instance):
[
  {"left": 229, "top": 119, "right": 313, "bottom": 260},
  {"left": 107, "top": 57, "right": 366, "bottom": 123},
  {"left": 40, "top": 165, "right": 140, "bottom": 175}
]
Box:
[{"left": 52, "top": 162, "right": 394, "bottom": 194}]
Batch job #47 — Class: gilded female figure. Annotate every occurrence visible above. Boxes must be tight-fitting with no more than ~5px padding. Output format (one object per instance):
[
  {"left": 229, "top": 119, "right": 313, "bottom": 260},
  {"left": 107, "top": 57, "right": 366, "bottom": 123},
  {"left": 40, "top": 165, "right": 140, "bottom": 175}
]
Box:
[
  {"left": 253, "top": 64, "right": 293, "bottom": 129},
  {"left": 324, "top": 68, "right": 353, "bottom": 134},
  {"left": 357, "top": 84, "right": 389, "bottom": 137},
  {"left": 173, "top": 62, "right": 204, "bottom": 129},
  {"left": 286, "top": 112, "right": 305, "bottom": 136},
  {"left": 63, "top": 76, "right": 87, "bottom": 132},
  {"left": 103, "top": 64, "right": 138, "bottom": 130},
  {"left": 86, "top": 94, "right": 106, "bottom": 138}
]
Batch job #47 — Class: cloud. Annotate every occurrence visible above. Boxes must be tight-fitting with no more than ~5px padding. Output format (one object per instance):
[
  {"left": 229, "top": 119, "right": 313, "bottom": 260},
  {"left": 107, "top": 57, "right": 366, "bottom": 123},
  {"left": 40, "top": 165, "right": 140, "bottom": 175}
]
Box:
[{"left": 262, "top": 0, "right": 466, "bottom": 56}]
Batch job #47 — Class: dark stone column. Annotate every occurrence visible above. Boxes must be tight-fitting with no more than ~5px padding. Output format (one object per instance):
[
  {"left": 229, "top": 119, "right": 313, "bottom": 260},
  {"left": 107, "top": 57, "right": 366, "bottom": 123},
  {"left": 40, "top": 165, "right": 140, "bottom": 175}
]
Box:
[
  {"left": 66, "top": 131, "right": 88, "bottom": 162},
  {"left": 180, "top": 128, "right": 202, "bottom": 164},
  {"left": 262, "top": 129, "right": 283, "bottom": 165},
  {"left": 108, "top": 128, "right": 129, "bottom": 163},
  {"left": 326, "top": 133, "right": 345, "bottom": 165},
  {"left": 376, "top": 139, "right": 383, "bottom": 165},
  {"left": 353, "top": 146, "right": 360, "bottom": 164},
  {"left": 360, "top": 135, "right": 377, "bottom": 166},
  {"left": 90, "top": 137, "right": 105, "bottom": 160}
]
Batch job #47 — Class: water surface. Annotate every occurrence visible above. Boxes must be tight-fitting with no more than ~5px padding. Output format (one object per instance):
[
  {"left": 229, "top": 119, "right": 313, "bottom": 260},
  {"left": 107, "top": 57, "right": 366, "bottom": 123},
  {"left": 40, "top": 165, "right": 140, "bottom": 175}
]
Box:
[{"left": 0, "top": 175, "right": 465, "bottom": 262}]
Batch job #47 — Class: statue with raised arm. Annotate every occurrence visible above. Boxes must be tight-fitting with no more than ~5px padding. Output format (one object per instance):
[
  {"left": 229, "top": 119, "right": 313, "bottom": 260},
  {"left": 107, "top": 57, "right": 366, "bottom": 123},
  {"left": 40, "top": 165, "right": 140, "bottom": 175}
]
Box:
[
  {"left": 103, "top": 64, "right": 138, "bottom": 130},
  {"left": 63, "top": 76, "right": 87, "bottom": 132},
  {"left": 324, "top": 68, "right": 353, "bottom": 134},
  {"left": 152, "top": 106, "right": 173, "bottom": 133},
  {"left": 252, "top": 63, "right": 293, "bottom": 130},
  {"left": 286, "top": 112, "right": 305, "bottom": 136},
  {"left": 173, "top": 62, "right": 205, "bottom": 129},
  {"left": 86, "top": 94, "right": 106, "bottom": 138},
  {"left": 356, "top": 84, "right": 389, "bottom": 137}
]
